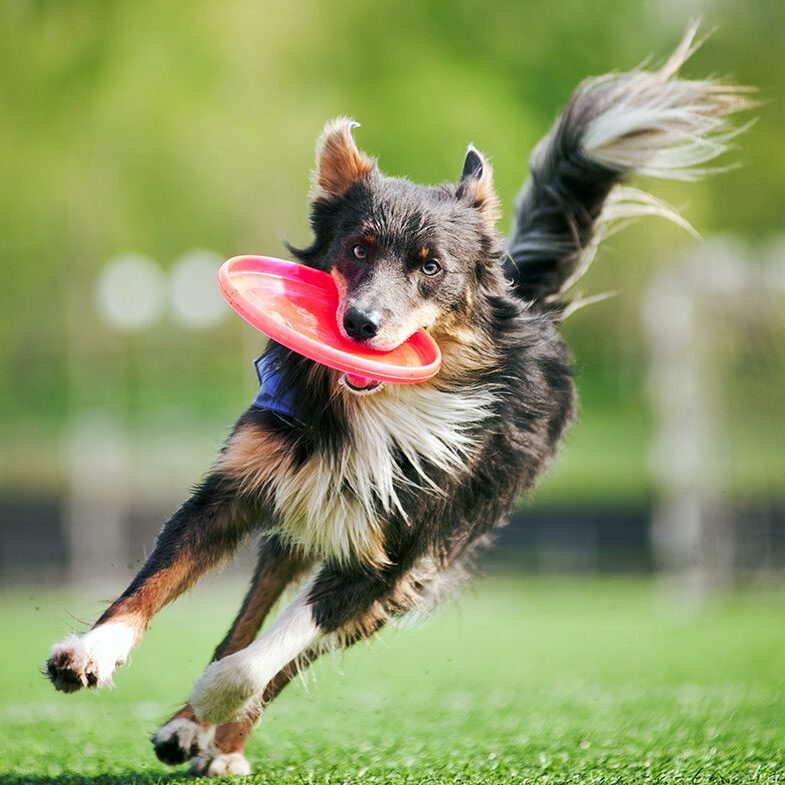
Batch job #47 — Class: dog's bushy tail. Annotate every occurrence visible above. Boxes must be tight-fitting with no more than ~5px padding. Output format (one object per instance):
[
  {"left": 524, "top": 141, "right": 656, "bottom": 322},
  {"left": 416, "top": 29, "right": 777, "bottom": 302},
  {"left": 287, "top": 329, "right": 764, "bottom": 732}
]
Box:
[{"left": 505, "top": 22, "right": 756, "bottom": 312}]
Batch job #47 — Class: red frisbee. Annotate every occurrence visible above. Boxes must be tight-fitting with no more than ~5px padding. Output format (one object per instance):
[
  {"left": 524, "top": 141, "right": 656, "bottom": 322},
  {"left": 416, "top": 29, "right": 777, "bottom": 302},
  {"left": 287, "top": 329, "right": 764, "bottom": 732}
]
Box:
[{"left": 217, "top": 255, "right": 441, "bottom": 386}]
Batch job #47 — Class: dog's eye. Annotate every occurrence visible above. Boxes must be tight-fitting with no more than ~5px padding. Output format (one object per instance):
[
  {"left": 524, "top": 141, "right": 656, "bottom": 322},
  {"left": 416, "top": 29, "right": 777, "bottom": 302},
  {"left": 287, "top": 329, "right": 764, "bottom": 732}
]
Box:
[
  {"left": 421, "top": 259, "right": 442, "bottom": 276},
  {"left": 352, "top": 244, "right": 367, "bottom": 260}
]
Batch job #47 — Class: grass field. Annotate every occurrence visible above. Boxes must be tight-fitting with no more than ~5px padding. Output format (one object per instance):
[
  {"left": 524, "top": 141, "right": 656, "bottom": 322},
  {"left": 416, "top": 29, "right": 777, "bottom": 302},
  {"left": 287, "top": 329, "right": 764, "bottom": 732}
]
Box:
[{"left": 1, "top": 576, "right": 784, "bottom": 784}]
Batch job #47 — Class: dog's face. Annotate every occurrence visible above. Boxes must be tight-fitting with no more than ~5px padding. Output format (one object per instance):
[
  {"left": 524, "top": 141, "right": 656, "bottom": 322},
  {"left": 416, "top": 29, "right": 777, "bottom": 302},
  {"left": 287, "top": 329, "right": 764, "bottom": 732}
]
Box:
[{"left": 290, "top": 119, "right": 501, "bottom": 352}]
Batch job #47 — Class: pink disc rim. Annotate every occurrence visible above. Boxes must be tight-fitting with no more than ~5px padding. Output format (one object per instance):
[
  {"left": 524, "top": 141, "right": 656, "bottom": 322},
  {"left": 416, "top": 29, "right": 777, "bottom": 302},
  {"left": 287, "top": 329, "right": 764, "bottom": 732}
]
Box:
[{"left": 217, "top": 255, "right": 442, "bottom": 385}]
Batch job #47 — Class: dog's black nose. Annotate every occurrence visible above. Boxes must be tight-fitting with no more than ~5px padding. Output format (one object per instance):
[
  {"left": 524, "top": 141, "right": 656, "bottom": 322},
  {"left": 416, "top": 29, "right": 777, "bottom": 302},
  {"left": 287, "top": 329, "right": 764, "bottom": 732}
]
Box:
[{"left": 343, "top": 307, "right": 380, "bottom": 340}]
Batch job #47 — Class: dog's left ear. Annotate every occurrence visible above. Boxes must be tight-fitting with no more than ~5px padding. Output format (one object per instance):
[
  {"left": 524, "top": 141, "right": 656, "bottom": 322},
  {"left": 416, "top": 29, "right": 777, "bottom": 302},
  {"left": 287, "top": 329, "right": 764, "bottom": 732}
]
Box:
[
  {"left": 458, "top": 146, "right": 500, "bottom": 226},
  {"left": 312, "top": 117, "right": 376, "bottom": 201}
]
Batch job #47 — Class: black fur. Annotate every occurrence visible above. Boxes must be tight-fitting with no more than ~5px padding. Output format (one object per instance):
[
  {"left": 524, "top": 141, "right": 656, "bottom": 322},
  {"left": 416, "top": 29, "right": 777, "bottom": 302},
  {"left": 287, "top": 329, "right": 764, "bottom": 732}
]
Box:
[
  {"left": 505, "top": 96, "right": 621, "bottom": 303},
  {"left": 270, "top": 163, "right": 577, "bottom": 631}
]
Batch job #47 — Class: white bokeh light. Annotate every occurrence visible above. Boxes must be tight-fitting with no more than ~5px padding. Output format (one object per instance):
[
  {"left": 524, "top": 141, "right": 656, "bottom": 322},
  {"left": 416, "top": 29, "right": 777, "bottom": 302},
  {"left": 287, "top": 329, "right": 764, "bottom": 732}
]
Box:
[
  {"left": 95, "top": 253, "right": 166, "bottom": 332},
  {"left": 170, "top": 249, "right": 226, "bottom": 329}
]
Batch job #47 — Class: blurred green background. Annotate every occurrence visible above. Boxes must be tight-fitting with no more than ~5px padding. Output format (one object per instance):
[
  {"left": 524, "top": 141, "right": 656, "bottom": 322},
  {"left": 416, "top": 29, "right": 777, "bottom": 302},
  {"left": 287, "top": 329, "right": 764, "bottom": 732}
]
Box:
[{"left": 0, "top": 0, "right": 783, "bottom": 506}]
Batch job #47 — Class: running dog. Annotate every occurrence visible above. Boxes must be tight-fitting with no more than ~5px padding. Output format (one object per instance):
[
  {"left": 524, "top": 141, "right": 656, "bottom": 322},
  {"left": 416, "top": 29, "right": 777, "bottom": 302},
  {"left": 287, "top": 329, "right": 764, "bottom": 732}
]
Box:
[{"left": 46, "top": 25, "right": 752, "bottom": 777}]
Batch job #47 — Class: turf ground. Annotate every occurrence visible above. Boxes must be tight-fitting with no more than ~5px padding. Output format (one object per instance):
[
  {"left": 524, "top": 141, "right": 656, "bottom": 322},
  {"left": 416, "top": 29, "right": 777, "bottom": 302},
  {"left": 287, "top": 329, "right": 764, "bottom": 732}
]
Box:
[{"left": 1, "top": 575, "right": 784, "bottom": 784}]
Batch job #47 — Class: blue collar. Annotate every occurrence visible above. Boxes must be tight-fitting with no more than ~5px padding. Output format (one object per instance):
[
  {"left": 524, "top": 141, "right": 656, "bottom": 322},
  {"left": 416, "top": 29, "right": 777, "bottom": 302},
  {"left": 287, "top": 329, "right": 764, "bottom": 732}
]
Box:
[{"left": 251, "top": 353, "right": 298, "bottom": 419}]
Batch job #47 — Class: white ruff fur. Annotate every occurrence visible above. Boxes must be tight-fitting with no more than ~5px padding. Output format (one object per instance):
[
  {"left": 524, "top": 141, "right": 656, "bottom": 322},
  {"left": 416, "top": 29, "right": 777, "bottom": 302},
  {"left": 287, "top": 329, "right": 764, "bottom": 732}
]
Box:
[
  {"left": 256, "top": 381, "right": 494, "bottom": 568},
  {"left": 190, "top": 580, "right": 320, "bottom": 725},
  {"left": 49, "top": 620, "right": 137, "bottom": 688}
]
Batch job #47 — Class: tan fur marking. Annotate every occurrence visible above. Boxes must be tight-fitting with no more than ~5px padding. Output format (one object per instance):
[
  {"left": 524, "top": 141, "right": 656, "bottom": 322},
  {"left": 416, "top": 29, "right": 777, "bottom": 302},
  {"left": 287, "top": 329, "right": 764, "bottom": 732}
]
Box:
[
  {"left": 430, "top": 319, "right": 499, "bottom": 382},
  {"left": 212, "top": 715, "right": 257, "bottom": 755},
  {"left": 218, "top": 423, "right": 389, "bottom": 568},
  {"left": 214, "top": 550, "right": 307, "bottom": 659},
  {"left": 172, "top": 703, "right": 199, "bottom": 723},
  {"left": 331, "top": 267, "right": 348, "bottom": 302},
  {"left": 463, "top": 149, "right": 501, "bottom": 226},
  {"left": 102, "top": 560, "right": 195, "bottom": 629},
  {"left": 312, "top": 117, "right": 375, "bottom": 200},
  {"left": 215, "top": 425, "right": 291, "bottom": 494}
]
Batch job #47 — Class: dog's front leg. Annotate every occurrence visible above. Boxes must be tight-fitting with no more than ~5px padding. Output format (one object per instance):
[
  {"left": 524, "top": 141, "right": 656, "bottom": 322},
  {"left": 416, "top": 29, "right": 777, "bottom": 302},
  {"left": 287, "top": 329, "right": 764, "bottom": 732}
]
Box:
[
  {"left": 152, "top": 534, "right": 308, "bottom": 771},
  {"left": 47, "top": 472, "right": 254, "bottom": 693},
  {"left": 189, "top": 570, "right": 320, "bottom": 725},
  {"left": 189, "top": 561, "right": 402, "bottom": 724}
]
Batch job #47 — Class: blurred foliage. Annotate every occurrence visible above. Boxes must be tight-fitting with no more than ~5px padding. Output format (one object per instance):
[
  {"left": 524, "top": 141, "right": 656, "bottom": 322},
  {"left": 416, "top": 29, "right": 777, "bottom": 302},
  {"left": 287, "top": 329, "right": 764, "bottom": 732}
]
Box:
[{"left": 0, "top": 0, "right": 783, "bottom": 501}]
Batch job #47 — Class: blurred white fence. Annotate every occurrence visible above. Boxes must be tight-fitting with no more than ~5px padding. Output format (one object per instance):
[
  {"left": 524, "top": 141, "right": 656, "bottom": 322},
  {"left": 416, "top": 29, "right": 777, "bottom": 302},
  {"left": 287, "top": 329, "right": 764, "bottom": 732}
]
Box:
[{"left": 643, "top": 236, "right": 785, "bottom": 602}]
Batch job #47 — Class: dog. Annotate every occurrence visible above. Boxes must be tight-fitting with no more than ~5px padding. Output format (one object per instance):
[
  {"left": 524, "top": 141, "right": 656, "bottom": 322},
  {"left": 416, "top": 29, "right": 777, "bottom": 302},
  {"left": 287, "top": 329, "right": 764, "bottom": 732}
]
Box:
[{"left": 46, "top": 25, "right": 752, "bottom": 777}]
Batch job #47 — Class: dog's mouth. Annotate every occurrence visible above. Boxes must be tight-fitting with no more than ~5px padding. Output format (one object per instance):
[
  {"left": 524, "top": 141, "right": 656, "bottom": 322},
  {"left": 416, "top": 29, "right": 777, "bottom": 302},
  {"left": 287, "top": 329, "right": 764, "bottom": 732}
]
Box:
[{"left": 339, "top": 374, "right": 385, "bottom": 396}]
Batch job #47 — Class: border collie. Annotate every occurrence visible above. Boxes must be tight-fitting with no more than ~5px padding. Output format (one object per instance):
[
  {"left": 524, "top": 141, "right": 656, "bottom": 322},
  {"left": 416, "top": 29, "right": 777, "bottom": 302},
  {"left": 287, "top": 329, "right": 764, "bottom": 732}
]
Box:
[{"left": 46, "top": 25, "right": 752, "bottom": 777}]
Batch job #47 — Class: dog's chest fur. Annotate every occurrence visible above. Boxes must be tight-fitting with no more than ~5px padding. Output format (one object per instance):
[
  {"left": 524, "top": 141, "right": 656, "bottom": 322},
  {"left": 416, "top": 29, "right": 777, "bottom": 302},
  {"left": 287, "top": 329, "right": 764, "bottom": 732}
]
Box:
[
  {"left": 276, "top": 384, "right": 497, "bottom": 566},
  {"left": 224, "top": 383, "right": 495, "bottom": 567}
]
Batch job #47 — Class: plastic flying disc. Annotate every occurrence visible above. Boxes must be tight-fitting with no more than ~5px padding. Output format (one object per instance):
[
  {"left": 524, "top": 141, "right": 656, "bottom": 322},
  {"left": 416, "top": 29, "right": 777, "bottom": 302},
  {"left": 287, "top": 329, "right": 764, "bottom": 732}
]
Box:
[{"left": 217, "top": 255, "right": 442, "bottom": 387}]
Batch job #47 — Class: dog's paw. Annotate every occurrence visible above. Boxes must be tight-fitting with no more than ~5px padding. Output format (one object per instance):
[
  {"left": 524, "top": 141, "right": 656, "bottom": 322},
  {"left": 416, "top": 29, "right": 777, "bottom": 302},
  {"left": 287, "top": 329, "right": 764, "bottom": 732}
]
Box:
[
  {"left": 152, "top": 716, "right": 215, "bottom": 766},
  {"left": 47, "top": 637, "right": 94, "bottom": 692},
  {"left": 189, "top": 751, "right": 252, "bottom": 778},
  {"left": 190, "top": 658, "right": 258, "bottom": 726},
  {"left": 46, "top": 622, "right": 136, "bottom": 693}
]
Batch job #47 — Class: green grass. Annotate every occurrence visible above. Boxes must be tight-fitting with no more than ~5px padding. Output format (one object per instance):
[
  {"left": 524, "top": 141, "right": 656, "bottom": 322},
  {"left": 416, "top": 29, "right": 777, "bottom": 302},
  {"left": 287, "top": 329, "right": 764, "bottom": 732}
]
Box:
[{"left": 2, "top": 576, "right": 784, "bottom": 784}]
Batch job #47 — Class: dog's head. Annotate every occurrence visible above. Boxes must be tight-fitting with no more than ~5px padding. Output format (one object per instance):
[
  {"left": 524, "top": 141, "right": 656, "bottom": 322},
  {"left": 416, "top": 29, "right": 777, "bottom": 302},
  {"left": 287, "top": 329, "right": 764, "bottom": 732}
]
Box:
[{"left": 289, "top": 118, "right": 502, "bottom": 352}]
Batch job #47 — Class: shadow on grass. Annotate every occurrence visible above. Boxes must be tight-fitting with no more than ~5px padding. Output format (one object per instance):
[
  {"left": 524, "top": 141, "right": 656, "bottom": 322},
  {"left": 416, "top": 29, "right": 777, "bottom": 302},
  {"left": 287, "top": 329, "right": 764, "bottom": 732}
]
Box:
[{"left": 0, "top": 774, "right": 196, "bottom": 785}]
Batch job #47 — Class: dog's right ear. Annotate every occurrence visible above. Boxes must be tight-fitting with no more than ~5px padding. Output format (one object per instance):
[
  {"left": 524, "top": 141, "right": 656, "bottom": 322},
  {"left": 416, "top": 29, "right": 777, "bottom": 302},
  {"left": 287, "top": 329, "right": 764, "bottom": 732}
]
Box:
[{"left": 312, "top": 117, "right": 376, "bottom": 201}]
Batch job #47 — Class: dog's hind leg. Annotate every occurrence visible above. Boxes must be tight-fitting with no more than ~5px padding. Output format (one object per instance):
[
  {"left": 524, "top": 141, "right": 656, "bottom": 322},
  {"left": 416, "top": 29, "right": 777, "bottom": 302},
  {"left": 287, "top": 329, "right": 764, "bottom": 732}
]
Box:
[
  {"left": 46, "top": 472, "right": 257, "bottom": 694},
  {"left": 152, "top": 535, "right": 307, "bottom": 768}
]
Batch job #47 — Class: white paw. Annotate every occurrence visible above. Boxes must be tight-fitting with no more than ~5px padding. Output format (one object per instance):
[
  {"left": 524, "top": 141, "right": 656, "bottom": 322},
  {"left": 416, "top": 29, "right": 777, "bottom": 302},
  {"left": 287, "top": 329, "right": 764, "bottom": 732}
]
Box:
[
  {"left": 190, "top": 656, "right": 259, "bottom": 725},
  {"left": 46, "top": 622, "right": 136, "bottom": 692},
  {"left": 190, "top": 751, "right": 252, "bottom": 777},
  {"left": 152, "top": 716, "right": 214, "bottom": 766}
]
